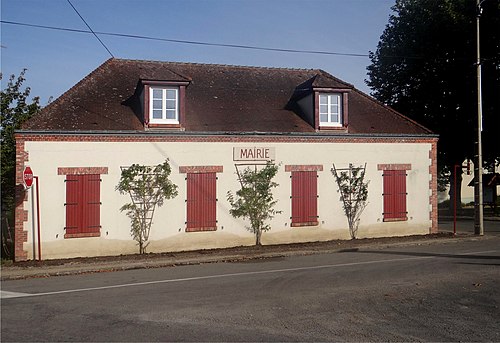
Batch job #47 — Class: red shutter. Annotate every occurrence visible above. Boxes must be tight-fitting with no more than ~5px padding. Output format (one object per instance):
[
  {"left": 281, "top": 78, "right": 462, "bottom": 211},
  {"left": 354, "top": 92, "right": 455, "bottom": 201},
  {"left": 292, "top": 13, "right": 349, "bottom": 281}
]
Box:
[
  {"left": 383, "top": 170, "right": 407, "bottom": 221},
  {"left": 84, "top": 174, "right": 101, "bottom": 233},
  {"left": 394, "top": 170, "right": 407, "bottom": 219},
  {"left": 65, "top": 174, "right": 101, "bottom": 236},
  {"left": 291, "top": 171, "right": 318, "bottom": 226},
  {"left": 65, "top": 174, "right": 81, "bottom": 235},
  {"left": 186, "top": 172, "right": 217, "bottom": 232}
]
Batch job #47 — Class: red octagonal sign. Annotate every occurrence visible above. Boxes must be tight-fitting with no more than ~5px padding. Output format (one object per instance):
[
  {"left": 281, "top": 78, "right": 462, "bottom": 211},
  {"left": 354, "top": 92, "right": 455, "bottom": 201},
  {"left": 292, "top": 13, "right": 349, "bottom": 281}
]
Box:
[{"left": 23, "top": 166, "right": 34, "bottom": 188}]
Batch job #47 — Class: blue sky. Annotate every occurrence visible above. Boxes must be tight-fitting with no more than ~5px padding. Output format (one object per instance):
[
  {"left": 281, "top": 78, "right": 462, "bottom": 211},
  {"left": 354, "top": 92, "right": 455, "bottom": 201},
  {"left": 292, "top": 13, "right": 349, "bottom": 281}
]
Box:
[{"left": 1, "top": 0, "right": 395, "bottom": 104}]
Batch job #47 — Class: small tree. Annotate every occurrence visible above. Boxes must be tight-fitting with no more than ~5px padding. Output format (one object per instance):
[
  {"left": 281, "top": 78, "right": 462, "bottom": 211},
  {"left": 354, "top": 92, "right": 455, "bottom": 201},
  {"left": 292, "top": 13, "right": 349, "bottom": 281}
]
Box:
[
  {"left": 332, "top": 163, "right": 369, "bottom": 239},
  {"left": 116, "top": 160, "right": 178, "bottom": 254},
  {"left": 227, "top": 162, "right": 280, "bottom": 246},
  {"left": 1, "top": 70, "right": 41, "bottom": 259}
]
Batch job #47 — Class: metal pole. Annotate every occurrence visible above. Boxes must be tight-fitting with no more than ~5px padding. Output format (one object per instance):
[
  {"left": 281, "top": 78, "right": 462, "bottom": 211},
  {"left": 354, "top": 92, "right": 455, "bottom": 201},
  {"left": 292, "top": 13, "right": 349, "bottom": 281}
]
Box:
[
  {"left": 30, "top": 186, "right": 36, "bottom": 260},
  {"left": 453, "top": 165, "right": 457, "bottom": 235},
  {"left": 474, "top": 0, "right": 484, "bottom": 235},
  {"left": 34, "top": 176, "right": 42, "bottom": 260}
]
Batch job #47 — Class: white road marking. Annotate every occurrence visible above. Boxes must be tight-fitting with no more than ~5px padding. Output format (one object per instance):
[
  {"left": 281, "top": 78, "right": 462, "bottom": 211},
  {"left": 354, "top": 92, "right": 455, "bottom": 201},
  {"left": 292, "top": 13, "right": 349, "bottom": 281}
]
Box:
[
  {"left": 0, "top": 291, "right": 32, "bottom": 299},
  {"left": 2, "top": 249, "right": 498, "bottom": 299}
]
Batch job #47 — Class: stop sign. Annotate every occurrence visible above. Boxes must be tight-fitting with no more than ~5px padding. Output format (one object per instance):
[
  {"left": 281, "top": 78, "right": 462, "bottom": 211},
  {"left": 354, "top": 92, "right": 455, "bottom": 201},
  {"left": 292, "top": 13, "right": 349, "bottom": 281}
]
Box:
[{"left": 23, "top": 166, "right": 34, "bottom": 188}]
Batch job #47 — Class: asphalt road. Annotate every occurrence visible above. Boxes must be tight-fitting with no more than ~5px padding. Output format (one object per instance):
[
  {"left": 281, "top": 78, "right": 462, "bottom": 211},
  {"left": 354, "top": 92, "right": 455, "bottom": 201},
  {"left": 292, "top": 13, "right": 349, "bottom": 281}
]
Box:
[{"left": 2, "top": 236, "right": 500, "bottom": 342}]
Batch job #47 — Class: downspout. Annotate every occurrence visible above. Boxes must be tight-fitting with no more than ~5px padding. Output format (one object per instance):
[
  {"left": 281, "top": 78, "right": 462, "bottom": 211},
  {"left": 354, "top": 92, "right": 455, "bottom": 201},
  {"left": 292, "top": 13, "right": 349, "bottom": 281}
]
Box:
[{"left": 34, "top": 176, "right": 42, "bottom": 260}]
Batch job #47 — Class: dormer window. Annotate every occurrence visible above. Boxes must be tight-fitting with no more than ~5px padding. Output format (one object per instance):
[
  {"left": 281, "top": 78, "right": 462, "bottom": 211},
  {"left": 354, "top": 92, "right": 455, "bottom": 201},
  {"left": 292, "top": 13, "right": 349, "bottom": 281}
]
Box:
[
  {"left": 140, "top": 80, "right": 189, "bottom": 129},
  {"left": 319, "top": 93, "right": 342, "bottom": 127},
  {"left": 312, "top": 90, "right": 348, "bottom": 131},
  {"left": 150, "top": 87, "right": 179, "bottom": 124},
  {"left": 293, "top": 74, "right": 351, "bottom": 131}
]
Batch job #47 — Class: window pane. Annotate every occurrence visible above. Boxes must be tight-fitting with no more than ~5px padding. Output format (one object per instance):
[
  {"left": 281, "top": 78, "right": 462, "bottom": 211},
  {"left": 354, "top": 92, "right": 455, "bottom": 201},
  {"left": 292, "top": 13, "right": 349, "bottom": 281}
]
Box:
[
  {"left": 319, "top": 104, "right": 328, "bottom": 115},
  {"left": 152, "top": 89, "right": 162, "bottom": 99},
  {"left": 330, "top": 113, "right": 339, "bottom": 123},
  {"left": 336, "top": 100, "right": 342, "bottom": 118},
  {"left": 320, "top": 113, "right": 328, "bottom": 122},
  {"left": 152, "top": 109, "right": 162, "bottom": 119},
  {"left": 153, "top": 100, "right": 163, "bottom": 110},
  {"left": 330, "top": 104, "right": 338, "bottom": 115},
  {"left": 166, "top": 89, "right": 176, "bottom": 100},
  {"left": 165, "top": 99, "right": 176, "bottom": 110},
  {"left": 330, "top": 95, "right": 339, "bottom": 105},
  {"left": 319, "top": 95, "right": 327, "bottom": 105},
  {"left": 165, "top": 109, "right": 176, "bottom": 119}
]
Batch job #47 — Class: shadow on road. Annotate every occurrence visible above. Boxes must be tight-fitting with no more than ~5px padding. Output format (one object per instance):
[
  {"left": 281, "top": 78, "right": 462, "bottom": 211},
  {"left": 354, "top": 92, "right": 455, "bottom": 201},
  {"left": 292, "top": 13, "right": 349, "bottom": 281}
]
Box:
[
  {"left": 458, "top": 262, "right": 500, "bottom": 266},
  {"left": 343, "top": 248, "right": 500, "bottom": 261}
]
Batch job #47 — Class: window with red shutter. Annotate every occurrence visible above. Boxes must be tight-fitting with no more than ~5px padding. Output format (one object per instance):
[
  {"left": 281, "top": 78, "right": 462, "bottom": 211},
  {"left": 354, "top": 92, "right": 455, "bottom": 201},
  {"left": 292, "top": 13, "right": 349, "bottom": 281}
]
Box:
[
  {"left": 382, "top": 170, "right": 408, "bottom": 221},
  {"left": 64, "top": 174, "right": 101, "bottom": 238},
  {"left": 186, "top": 172, "right": 217, "bottom": 232},
  {"left": 290, "top": 171, "right": 319, "bottom": 226}
]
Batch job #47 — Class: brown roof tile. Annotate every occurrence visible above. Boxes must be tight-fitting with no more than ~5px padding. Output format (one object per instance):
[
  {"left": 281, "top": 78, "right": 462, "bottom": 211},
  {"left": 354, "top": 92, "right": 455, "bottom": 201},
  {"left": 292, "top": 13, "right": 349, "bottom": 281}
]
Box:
[{"left": 23, "top": 58, "right": 432, "bottom": 135}]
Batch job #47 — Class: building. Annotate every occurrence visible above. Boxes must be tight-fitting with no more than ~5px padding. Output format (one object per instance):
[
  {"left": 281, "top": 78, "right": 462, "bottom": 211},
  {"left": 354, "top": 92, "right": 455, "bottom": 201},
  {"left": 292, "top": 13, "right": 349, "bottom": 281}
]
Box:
[
  {"left": 438, "top": 159, "right": 500, "bottom": 206},
  {"left": 14, "top": 58, "right": 438, "bottom": 261}
]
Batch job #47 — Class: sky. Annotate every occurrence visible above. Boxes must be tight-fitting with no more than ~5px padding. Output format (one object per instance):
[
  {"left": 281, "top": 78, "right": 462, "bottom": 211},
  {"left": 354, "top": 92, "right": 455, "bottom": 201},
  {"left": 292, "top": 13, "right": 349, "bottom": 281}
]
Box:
[{"left": 1, "top": 0, "right": 395, "bottom": 105}]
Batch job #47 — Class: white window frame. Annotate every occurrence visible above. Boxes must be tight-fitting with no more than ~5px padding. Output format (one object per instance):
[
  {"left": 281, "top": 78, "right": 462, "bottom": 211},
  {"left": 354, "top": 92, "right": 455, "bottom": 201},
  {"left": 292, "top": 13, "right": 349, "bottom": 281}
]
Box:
[
  {"left": 319, "top": 93, "right": 342, "bottom": 127},
  {"left": 149, "top": 86, "right": 179, "bottom": 124}
]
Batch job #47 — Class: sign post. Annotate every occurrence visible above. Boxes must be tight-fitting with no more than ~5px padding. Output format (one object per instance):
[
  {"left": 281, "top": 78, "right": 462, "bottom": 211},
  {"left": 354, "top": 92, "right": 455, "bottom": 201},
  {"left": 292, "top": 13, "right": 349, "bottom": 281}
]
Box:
[{"left": 23, "top": 167, "right": 41, "bottom": 260}]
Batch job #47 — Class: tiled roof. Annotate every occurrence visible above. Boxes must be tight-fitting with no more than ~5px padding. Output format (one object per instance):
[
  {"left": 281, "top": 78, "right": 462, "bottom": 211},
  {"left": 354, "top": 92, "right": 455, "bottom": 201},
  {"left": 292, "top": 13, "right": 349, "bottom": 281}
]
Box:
[{"left": 23, "top": 58, "right": 432, "bottom": 135}]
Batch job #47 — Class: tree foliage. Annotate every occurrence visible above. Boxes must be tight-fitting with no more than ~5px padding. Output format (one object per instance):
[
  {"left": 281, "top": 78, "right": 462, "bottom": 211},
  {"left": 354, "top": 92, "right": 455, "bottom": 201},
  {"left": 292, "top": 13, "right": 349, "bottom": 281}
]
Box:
[
  {"left": 332, "top": 163, "right": 369, "bottom": 239},
  {"left": 227, "top": 162, "right": 280, "bottom": 246},
  {"left": 367, "top": 0, "right": 500, "bottom": 204},
  {"left": 116, "top": 161, "right": 178, "bottom": 254},
  {"left": 1, "top": 70, "right": 41, "bottom": 248}
]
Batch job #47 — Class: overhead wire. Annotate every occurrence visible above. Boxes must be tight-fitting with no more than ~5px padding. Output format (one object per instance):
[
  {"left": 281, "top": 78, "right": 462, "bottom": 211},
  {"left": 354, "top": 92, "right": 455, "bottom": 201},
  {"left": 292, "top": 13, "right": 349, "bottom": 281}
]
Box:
[
  {"left": 0, "top": 19, "right": 369, "bottom": 58},
  {"left": 66, "top": 0, "right": 114, "bottom": 58},
  {"left": 1, "top": 19, "right": 481, "bottom": 63}
]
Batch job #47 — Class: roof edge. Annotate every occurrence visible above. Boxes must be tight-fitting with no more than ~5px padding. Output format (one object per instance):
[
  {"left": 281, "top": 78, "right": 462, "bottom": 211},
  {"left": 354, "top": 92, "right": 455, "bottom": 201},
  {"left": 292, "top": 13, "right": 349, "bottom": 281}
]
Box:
[
  {"left": 15, "top": 129, "right": 439, "bottom": 139},
  {"left": 112, "top": 57, "right": 321, "bottom": 73},
  {"left": 352, "top": 88, "right": 434, "bottom": 134}
]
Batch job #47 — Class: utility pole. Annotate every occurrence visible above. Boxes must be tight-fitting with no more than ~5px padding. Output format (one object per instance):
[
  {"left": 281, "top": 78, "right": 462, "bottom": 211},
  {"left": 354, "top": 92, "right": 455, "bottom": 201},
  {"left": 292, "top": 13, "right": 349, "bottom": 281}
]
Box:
[{"left": 474, "top": 0, "right": 484, "bottom": 235}]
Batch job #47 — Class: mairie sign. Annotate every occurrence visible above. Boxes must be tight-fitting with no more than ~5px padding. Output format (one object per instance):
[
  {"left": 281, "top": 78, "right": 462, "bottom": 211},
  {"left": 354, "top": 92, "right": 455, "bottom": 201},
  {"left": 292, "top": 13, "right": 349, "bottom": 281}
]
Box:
[{"left": 233, "top": 147, "right": 275, "bottom": 161}]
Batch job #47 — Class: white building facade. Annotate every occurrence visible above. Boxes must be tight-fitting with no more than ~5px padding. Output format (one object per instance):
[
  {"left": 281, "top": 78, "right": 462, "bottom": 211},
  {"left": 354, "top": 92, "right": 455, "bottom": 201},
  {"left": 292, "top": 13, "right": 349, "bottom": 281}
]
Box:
[{"left": 15, "top": 59, "right": 438, "bottom": 260}]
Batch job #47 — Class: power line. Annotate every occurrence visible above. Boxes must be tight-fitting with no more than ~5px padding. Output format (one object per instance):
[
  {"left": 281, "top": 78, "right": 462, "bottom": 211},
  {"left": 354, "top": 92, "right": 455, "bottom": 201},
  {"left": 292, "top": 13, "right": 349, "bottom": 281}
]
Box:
[
  {"left": 8, "top": 19, "right": 478, "bottom": 63},
  {"left": 5, "top": 19, "right": 480, "bottom": 63},
  {"left": 1, "top": 20, "right": 88, "bottom": 34},
  {"left": 0, "top": 19, "right": 369, "bottom": 58},
  {"left": 66, "top": 0, "right": 114, "bottom": 58},
  {"left": 4, "top": 19, "right": 484, "bottom": 62},
  {"left": 98, "top": 32, "right": 370, "bottom": 58}
]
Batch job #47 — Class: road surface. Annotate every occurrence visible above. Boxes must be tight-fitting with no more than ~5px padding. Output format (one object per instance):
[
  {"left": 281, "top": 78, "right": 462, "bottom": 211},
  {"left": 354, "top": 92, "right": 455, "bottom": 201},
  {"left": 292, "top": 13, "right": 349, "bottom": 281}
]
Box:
[{"left": 2, "top": 236, "right": 499, "bottom": 341}]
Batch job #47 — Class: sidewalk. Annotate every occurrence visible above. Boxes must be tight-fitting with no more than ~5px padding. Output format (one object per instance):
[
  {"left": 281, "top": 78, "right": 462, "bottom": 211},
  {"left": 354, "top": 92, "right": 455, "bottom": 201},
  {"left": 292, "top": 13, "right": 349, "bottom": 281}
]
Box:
[
  {"left": 438, "top": 211, "right": 500, "bottom": 237},
  {"left": 440, "top": 215, "right": 500, "bottom": 221},
  {"left": 439, "top": 207, "right": 500, "bottom": 222},
  {"left": 0, "top": 232, "right": 490, "bottom": 281}
]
